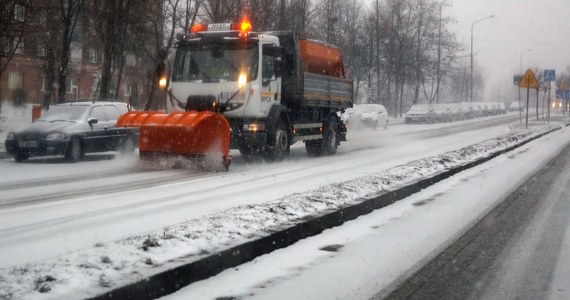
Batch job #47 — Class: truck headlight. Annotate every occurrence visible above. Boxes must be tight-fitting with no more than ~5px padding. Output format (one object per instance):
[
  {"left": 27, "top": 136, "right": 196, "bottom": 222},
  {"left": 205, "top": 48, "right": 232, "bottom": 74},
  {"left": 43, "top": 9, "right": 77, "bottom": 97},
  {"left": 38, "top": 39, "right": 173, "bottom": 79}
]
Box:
[
  {"left": 46, "top": 132, "right": 65, "bottom": 140},
  {"left": 6, "top": 132, "right": 15, "bottom": 140}
]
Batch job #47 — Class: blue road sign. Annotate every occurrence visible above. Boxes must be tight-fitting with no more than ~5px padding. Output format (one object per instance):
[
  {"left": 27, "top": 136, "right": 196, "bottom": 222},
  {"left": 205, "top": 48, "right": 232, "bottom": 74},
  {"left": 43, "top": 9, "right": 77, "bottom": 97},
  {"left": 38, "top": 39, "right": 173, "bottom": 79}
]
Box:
[
  {"left": 544, "top": 69, "right": 556, "bottom": 81},
  {"left": 556, "top": 90, "right": 570, "bottom": 100}
]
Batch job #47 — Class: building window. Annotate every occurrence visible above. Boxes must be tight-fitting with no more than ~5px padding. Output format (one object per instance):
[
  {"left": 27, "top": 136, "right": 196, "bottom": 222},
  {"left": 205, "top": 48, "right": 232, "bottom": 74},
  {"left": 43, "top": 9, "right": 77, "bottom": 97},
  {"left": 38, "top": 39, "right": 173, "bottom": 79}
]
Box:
[
  {"left": 14, "top": 37, "right": 24, "bottom": 54},
  {"left": 67, "top": 78, "right": 77, "bottom": 94},
  {"left": 14, "top": 4, "right": 25, "bottom": 22},
  {"left": 8, "top": 72, "right": 23, "bottom": 90},
  {"left": 37, "top": 39, "right": 47, "bottom": 57},
  {"left": 88, "top": 49, "right": 97, "bottom": 63}
]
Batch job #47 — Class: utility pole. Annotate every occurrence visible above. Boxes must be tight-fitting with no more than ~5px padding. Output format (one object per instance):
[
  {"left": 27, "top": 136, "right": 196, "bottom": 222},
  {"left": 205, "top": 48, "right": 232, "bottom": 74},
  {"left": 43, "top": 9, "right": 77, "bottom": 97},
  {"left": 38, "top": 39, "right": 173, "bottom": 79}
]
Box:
[
  {"left": 470, "top": 15, "right": 494, "bottom": 102},
  {"left": 436, "top": 0, "right": 447, "bottom": 103}
]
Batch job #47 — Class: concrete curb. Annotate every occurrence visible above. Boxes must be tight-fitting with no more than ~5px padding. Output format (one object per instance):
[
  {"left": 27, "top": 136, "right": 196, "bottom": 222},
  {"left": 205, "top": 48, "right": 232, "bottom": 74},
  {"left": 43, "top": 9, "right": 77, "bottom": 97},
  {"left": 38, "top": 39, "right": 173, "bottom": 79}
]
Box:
[{"left": 81, "top": 126, "right": 561, "bottom": 300}]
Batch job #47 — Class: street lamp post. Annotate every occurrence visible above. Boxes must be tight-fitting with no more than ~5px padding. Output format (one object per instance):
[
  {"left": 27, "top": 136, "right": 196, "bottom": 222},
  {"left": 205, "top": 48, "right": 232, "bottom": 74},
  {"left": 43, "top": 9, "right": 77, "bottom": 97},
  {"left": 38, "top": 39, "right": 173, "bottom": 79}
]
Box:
[
  {"left": 436, "top": 0, "right": 448, "bottom": 104},
  {"left": 518, "top": 49, "right": 531, "bottom": 122},
  {"left": 470, "top": 14, "right": 495, "bottom": 102}
]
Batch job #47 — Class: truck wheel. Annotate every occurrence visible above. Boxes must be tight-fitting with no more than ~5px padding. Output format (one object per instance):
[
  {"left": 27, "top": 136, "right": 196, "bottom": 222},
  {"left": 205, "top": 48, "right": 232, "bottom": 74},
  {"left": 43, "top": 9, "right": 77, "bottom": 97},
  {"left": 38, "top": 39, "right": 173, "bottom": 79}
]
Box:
[
  {"left": 265, "top": 119, "right": 290, "bottom": 161},
  {"left": 65, "top": 137, "right": 83, "bottom": 162},
  {"left": 323, "top": 116, "right": 339, "bottom": 155}
]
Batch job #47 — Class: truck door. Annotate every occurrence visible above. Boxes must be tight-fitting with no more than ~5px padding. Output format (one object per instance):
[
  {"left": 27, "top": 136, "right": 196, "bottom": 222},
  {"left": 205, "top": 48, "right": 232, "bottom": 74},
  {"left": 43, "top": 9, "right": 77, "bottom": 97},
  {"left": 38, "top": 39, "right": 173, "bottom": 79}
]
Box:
[{"left": 261, "top": 44, "right": 281, "bottom": 114}]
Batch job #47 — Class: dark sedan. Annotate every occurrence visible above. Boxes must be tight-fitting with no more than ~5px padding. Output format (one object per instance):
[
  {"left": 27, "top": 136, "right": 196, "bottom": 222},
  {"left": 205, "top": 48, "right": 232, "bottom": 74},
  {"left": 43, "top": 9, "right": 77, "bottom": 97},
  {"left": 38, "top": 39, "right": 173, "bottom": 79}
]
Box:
[{"left": 5, "top": 101, "right": 138, "bottom": 162}]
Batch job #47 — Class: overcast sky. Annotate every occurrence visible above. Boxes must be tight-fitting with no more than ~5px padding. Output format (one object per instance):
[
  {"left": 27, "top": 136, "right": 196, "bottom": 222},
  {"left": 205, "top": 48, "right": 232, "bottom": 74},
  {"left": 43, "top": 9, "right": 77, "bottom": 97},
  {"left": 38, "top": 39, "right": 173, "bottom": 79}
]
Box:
[{"left": 447, "top": 0, "right": 570, "bottom": 100}]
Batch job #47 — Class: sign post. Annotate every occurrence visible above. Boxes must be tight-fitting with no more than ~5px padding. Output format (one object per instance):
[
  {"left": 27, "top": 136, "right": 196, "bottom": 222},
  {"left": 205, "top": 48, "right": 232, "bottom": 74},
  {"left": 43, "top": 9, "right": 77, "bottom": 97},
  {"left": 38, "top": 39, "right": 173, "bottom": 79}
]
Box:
[
  {"left": 544, "top": 70, "right": 556, "bottom": 123},
  {"left": 561, "top": 82, "right": 569, "bottom": 116},
  {"left": 514, "top": 75, "right": 523, "bottom": 122},
  {"left": 519, "top": 69, "right": 539, "bottom": 129}
]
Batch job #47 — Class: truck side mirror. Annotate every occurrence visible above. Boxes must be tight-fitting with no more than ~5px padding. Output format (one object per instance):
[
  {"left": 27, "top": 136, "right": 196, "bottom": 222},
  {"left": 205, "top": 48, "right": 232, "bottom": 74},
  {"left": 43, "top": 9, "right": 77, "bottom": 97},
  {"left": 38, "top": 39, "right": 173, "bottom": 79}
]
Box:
[{"left": 274, "top": 60, "right": 286, "bottom": 77}]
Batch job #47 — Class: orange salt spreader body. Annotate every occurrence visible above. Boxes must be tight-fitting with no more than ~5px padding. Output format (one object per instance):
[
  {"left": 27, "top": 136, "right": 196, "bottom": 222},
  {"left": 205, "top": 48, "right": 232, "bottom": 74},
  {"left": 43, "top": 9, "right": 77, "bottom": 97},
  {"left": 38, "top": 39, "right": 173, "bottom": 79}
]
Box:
[
  {"left": 298, "top": 38, "right": 346, "bottom": 78},
  {"left": 116, "top": 110, "right": 231, "bottom": 171}
]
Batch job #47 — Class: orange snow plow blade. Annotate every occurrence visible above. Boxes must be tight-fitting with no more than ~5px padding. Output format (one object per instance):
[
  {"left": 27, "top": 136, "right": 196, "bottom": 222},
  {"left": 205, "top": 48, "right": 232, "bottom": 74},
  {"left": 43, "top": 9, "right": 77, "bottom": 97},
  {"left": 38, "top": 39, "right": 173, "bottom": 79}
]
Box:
[{"left": 116, "top": 111, "right": 231, "bottom": 170}]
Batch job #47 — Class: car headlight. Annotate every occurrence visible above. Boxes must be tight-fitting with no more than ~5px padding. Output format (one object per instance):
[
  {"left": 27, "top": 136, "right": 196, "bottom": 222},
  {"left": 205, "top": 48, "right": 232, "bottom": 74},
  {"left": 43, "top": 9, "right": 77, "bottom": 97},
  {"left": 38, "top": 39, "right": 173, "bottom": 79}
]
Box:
[
  {"left": 6, "top": 132, "right": 15, "bottom": 140},
  {"left": 46, "top": 132, "right": 66, "bottom": 140}
]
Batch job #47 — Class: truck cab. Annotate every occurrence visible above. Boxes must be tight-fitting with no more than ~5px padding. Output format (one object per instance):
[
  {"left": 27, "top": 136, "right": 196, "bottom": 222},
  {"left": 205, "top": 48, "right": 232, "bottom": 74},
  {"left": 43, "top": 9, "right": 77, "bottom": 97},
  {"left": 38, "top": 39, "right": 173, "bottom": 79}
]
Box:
[{"left": 168, "top": 21, "right": 352, "bottom": 160}]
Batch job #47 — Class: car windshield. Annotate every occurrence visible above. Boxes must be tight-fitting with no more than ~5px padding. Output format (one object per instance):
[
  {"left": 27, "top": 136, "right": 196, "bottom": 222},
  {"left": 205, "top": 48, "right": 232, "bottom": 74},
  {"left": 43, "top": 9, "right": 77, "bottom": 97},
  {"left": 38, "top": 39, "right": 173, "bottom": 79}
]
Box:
[
  {"left": 172, "top": 42, "right": 258, "bottom": 83},
  {"left": 39, "top": 105, "right": 88, "bottom": 122},
  {"left": 354, "top": 105, "right": 381, "bottom": 113},
  {"left": 409, "top": 105, "right": 430, "bottom": 112}
]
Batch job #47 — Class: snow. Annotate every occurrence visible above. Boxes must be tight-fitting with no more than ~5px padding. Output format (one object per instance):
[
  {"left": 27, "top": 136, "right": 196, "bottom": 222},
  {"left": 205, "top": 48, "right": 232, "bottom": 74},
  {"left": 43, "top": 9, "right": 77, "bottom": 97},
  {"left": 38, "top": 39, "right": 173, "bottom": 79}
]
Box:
[
  {"left": 0, "top": 102, "right": 35, "bottom": 153},
  {"left": 0, "top": 114, "right": 566, "bottom": 299},
  {"left": 163, "top": 125, "right": 570, "bottom": 300}
]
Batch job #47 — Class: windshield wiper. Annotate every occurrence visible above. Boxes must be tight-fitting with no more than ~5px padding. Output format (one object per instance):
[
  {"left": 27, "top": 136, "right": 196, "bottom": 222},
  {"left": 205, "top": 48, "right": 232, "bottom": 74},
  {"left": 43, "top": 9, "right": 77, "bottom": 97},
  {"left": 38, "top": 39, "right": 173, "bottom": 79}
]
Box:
[{"left": 48, "top": 119, "right": 74, "bottom": 122}]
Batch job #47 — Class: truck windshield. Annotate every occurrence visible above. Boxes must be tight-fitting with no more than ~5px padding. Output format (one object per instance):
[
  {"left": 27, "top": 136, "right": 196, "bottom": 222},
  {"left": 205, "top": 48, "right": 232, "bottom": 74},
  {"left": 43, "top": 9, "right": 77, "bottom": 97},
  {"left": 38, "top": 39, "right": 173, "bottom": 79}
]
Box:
[{"left": 172, "top": 43, "right": 258, "bottom": 83}]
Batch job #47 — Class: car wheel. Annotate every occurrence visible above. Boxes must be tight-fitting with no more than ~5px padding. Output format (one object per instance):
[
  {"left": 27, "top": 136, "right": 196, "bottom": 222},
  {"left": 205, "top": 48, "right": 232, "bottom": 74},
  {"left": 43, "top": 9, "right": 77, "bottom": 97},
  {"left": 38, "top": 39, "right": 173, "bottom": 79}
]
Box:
[
  {"left": 65, "top": 137, "right": 83, "bottom": 162},
  {"left": 14, "top": 152, "right": 29, "bottom": 162}
]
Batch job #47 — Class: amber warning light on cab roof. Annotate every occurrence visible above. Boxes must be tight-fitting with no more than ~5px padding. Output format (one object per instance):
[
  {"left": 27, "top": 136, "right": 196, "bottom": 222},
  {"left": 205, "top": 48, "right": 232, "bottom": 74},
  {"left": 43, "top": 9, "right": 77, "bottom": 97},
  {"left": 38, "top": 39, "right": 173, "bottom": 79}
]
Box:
[{"left": 190, "top": 20, "right": 253, "bottom": 35}]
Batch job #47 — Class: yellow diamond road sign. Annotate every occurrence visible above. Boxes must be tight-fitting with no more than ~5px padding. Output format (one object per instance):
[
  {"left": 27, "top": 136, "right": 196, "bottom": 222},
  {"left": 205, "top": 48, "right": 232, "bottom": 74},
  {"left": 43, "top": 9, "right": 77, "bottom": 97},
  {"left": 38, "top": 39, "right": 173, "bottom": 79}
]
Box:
[{"left": 519, "top": 69, "right": 539, "bottom": 89}]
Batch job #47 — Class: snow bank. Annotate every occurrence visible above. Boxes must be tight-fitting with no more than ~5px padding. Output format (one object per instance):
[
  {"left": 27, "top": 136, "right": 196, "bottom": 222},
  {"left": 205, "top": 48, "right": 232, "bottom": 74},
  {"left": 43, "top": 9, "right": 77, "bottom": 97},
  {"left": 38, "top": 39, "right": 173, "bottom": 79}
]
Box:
[
  {"left": 0, "top": 124, "right": 561, "bottom": 300},
  {"left": 0, "top": 102, "right": 34, "bottom": 133}
]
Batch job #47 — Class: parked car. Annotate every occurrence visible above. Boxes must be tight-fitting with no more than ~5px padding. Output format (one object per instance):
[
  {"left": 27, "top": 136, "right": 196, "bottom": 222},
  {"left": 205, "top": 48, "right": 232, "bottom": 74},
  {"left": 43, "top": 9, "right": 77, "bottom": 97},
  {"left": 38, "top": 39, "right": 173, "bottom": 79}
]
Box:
[
  {"left": 405, "top": 104, "right": 436, "bottom": 123},
  {"left": 433, "top": 104, "right": 453, "bottom": 122},
  {"left": 448, "top": 103, "right": 465, "bottom": 121},
  {"left": 343, "top": 104, "right": 389, "bottom": 129},
  {"left": 509, "top": 101, "right": 525, "bottom": 112},
  {"left": 5, "top": 101, "right": 138, "bottom": 162}
]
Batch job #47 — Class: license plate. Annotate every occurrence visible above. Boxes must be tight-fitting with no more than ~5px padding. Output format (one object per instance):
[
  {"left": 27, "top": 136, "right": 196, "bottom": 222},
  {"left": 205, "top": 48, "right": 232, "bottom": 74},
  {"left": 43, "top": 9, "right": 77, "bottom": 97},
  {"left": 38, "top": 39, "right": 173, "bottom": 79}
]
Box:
[{"left": 21, "top": 140, "right": 38, "bottom": 148}]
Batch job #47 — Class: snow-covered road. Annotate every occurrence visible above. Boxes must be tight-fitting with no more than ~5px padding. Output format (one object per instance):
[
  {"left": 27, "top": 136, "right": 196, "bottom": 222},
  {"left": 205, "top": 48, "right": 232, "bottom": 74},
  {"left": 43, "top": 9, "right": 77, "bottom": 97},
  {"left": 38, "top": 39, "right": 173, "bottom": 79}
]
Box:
[
  {"left": 1, "top": 112, "right": 568, "bottom": 300},
  {"left": 162, "top": 121, "right": 570, "bottom": 300},
  {"left": 0, "top": 114, "right": 525, "bottom": 268}
]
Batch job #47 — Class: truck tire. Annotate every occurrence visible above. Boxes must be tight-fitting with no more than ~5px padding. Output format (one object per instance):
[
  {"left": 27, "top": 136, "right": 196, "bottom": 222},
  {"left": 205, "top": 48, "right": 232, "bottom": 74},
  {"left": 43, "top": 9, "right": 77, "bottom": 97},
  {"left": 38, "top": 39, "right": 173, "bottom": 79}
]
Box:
[
  {"left": 265, "top": 119, "right": 290, "bottom": 161},
  {"left": 323, "top": 116, "right": 339, "bottom": 155},
  {"left": 305, "top": 116, "right": 339, "bottom": 156}
]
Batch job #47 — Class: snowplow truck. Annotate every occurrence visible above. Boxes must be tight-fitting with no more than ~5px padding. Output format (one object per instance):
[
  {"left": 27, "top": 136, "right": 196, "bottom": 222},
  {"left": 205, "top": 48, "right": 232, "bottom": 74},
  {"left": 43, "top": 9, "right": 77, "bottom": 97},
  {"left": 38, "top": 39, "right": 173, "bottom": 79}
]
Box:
[{"left": 117, "top": 21, "right": 353, "bottom": 170}]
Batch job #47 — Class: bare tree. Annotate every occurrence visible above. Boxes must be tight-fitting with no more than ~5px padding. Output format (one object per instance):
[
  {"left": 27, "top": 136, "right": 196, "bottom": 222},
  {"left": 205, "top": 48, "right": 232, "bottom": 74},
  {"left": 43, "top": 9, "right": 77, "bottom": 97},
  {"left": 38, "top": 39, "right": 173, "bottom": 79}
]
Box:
[
  {"left": 131, "top": 0, "right": 180, "bottom": 110},
  {"left": 56, "top": 0, "right": 86, "bottom": 103},
  {"left": 36, "top": 1, "right": 63, "bottom": 108},
  {"left": 90, "top": 0, "right": 138, "bottom": 100},
  {"left": 180, "top": 0, "right": 202, "bottom": 34},
  {"left": 203, "top": 0, "right": 243, "bottom": 23}
]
